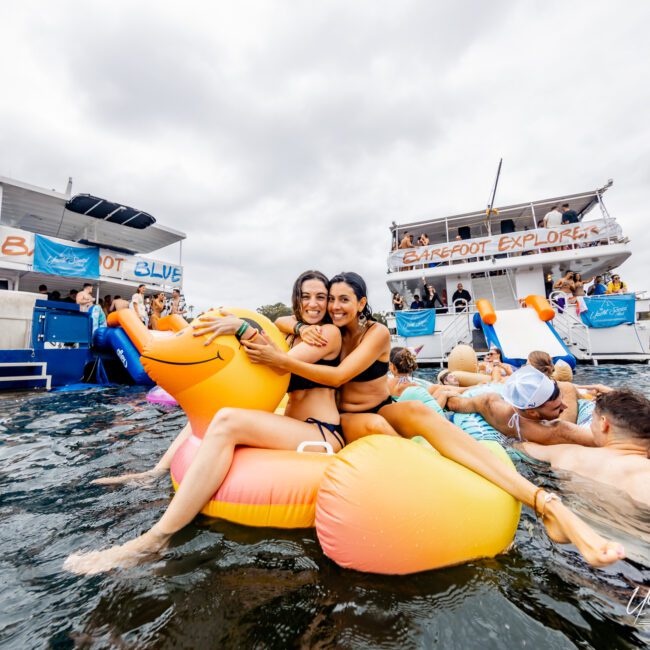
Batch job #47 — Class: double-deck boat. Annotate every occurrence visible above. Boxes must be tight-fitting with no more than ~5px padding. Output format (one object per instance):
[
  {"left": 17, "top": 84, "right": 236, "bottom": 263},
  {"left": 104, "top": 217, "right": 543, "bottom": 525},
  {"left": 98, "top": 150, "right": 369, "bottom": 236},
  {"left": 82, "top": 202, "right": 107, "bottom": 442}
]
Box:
[
  {"left": 0, "top": 175, "right": 186, "bottom": 390},
  {"left": 386, "top": 181, "right": 650, "bottom": 365}
]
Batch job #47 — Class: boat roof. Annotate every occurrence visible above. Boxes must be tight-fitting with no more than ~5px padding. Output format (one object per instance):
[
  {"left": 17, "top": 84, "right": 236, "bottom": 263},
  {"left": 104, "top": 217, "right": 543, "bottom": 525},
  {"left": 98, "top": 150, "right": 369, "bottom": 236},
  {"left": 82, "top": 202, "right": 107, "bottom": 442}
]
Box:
[
  {"left": 0, "top": 175, "right": 185, "bottom": 254},
  {"left": 392, "top": 184, "right": 612, "bottom": 239}
]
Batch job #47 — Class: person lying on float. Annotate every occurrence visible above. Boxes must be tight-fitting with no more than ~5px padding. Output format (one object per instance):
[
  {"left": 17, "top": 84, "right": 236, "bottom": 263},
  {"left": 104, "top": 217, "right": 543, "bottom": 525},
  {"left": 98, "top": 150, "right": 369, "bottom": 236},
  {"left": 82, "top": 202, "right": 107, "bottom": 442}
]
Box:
[
  {"left": 518, "top": 387, "right": 650, "bottom": 507},
  {"left": 443, "top": 366, "right": 595, "bottom": 446}
]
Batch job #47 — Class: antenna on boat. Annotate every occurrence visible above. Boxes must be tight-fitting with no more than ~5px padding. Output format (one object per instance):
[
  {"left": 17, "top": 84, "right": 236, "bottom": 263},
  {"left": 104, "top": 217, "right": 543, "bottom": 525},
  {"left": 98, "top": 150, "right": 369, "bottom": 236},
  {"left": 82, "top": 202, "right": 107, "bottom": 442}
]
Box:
[{"left": 485, "top": 158, "right": 502, "bottom": 236}]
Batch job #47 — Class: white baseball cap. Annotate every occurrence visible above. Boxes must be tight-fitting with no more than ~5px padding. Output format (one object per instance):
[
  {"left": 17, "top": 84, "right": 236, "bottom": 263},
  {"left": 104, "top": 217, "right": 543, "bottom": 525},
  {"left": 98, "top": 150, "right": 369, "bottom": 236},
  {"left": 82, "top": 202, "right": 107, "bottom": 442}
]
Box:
[{"left": 503, "top": 365, "right": 557, "bottom": 410}]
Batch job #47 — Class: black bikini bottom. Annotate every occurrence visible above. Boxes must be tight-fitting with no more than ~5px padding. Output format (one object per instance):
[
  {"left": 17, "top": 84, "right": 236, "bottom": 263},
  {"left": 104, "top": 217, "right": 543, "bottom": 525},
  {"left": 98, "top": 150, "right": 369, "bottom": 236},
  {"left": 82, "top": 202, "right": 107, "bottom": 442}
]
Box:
[
  {"left": 305, "top": 417, "right": 345, "bottom": 449},
  {"left": 343, "top": 395, "right": 395, "bottom": 416}
]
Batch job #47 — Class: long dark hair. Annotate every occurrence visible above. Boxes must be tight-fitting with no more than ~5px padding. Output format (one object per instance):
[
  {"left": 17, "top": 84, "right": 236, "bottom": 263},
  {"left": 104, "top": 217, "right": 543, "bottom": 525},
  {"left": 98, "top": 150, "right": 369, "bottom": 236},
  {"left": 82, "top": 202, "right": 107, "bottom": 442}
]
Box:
[
  {"left": 291, "top": 270, "right": 330, "bottom": 323},
  {"left": 329, "top": 272, "right": 375, "bottom": 324}
]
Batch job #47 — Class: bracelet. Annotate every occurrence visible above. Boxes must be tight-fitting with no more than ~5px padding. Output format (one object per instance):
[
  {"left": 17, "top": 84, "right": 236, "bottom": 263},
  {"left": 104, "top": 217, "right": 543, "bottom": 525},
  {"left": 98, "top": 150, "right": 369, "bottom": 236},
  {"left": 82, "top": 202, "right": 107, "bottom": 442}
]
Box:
[
  {"left": 539, "top": 492, "right": 560, "bottom": 518},
  {"left": 532, "top": 487, "right": 544, "bottom": 518},
  {"left": 294, "top": 321, "right": 305, "bottom": 335},
  {"left": 235, "top": 321, "right": 250, "bottom": 340}
]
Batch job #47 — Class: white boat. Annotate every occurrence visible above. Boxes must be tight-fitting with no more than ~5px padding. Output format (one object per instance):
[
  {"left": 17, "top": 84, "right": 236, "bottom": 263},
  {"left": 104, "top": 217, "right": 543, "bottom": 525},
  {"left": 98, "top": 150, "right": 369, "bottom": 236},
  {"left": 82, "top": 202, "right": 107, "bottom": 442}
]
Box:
[
  {"left": 385, "top": 181, "right": 650, "bottom": 365},
  {"left": 0, "top": 174, "right": 186, "bottom": 390}
]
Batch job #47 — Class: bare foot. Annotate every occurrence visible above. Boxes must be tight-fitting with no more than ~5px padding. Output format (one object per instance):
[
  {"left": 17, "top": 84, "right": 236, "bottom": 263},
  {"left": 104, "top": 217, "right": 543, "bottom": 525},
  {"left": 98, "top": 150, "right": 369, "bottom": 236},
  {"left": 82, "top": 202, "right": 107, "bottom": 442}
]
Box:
[
  {"left": 540, "top": 495, "right": 625, "bottom": 567},
  {"left": 91, "top": 467, "right": 167, "bottom": 486},
  {"left": 63, "top": 527, "right": 171, "bottom": 575}
]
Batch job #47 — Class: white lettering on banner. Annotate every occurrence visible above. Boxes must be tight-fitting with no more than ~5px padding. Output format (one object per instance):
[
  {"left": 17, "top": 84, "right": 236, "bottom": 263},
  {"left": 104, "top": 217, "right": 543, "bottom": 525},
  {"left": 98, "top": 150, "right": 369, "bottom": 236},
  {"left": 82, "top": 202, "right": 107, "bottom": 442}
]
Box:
[
  {"left": 0, "top": 225, "right": 182, "bottom": 288},
  {"left": 388, "top": 219, "right": 622, "bottom": 270}
]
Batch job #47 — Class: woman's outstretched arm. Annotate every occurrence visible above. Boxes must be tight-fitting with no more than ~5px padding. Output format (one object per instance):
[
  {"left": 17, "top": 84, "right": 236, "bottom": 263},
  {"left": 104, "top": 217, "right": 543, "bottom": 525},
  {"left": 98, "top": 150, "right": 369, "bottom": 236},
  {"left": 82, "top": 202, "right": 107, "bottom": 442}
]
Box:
[{"left": 242, "top": 323, "right": 390, "bottom": 388}]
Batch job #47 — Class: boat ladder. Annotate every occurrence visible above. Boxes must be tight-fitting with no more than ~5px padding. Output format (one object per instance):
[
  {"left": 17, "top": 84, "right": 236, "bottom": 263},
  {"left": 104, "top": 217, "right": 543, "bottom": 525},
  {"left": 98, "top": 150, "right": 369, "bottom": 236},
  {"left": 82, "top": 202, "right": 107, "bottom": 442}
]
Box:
[
  {"left": 440, "top": 309, "right": 474, "bottom": 358},
  {"left": 548, "top": 293, "right": 593, "bottom": 360},
  {"left": 0, "top": 362, "right": 52, "bottom": 390}
]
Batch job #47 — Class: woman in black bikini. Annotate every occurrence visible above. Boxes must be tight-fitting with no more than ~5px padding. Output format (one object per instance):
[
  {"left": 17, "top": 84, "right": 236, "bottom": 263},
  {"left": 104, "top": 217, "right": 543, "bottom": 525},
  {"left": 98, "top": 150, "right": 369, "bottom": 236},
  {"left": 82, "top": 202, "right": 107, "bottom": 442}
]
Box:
[
  {"left": 65, "top": 270, "right": 344, "bottom": 573},
  {"left": 243, "top": 272, "right": 625, "bottom": 568}
]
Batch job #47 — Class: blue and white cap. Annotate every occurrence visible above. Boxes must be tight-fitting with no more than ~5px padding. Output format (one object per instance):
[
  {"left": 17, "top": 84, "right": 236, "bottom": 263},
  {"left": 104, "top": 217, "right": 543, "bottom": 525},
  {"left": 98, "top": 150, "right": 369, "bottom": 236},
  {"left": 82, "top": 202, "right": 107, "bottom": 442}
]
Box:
[{"left": 503, "top": 365, "right": 556, "bottom": 410}]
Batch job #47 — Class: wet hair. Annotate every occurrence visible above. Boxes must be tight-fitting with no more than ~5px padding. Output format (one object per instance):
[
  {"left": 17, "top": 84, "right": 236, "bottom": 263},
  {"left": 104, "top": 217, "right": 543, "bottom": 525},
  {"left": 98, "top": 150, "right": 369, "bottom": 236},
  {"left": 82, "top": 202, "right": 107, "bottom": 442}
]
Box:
[
  {"left": 438, "top": 369, "right": 458, "bottom": 385},
  {"left": 291, "top": 270, "right": 330, "bottom": 323},
  {"left": 389, "top": 347, "right": 418, "bottom": 374},
  {"left": 329, "top": 272, "right": 375, "bottom": 324},
  {"left": 527, "top": 350, "right": 554, "bottom": 377},
  {"left": 594, "top": 389, "right": 650, "bottom": 442}
]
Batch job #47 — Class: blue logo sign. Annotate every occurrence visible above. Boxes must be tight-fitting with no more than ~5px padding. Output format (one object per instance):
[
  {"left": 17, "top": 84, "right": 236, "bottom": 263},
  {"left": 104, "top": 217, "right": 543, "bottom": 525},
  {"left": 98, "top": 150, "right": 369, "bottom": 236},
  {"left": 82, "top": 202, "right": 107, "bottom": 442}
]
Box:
[
  {"left": 395, "top": 309, "right": 436, "bottom": 336},
  {"left": 581, "top": 294, "right": 635, "bottom": 328},
  {"left": 33, "top": 235, "right": 100, "bottom": 278}
]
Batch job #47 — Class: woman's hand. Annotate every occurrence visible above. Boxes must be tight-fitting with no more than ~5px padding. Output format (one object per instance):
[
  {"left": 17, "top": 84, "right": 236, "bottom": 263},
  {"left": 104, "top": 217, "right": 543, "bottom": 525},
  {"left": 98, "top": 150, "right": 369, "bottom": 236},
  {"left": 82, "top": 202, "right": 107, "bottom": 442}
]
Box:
[
  {"left": 299, "top": 324, "right": 328, "bottom": 347},
  {"left": 241, "top": 333, "right": 287, "bottom": 368},
  {"left": 192, "top": 310, "right": 243, "bottom": 346}
]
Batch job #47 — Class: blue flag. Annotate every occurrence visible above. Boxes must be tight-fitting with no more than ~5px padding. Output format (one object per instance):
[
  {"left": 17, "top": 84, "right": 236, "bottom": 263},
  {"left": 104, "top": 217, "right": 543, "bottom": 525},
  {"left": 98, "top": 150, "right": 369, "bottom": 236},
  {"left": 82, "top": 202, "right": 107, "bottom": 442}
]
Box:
[
  {"left": 581, "top": 294, "right": 635, "bottom": 328},
  {"left": 33, "top": 235, "right": 100, "bottom": 279},
  {"left": 395, "top": 309, "right": 436, "bottom": 336}
]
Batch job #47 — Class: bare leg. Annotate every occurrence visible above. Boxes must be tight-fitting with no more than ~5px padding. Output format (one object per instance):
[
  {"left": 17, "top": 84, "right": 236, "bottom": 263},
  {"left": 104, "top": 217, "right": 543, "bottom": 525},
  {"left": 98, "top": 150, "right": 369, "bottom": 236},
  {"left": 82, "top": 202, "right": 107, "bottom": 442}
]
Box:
[
  {"left": 378, "top": 401, "right": 625, "bottom": 567},
  {"left": 92, "top": 423, "right": 192, "bottom": 485},
  {"left": 340, "top": 413, "right": 399, "bottom": 444},
  {"left": 65, "top": 409, "right": 342, "bottom": 574}
]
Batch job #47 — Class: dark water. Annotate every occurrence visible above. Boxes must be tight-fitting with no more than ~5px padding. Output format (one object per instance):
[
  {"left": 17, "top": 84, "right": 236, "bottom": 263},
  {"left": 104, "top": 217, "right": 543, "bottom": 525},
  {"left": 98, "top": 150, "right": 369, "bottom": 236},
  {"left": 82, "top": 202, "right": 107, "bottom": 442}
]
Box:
[{"left": 1, "top": 366, "right": 649, "bottom": 649}]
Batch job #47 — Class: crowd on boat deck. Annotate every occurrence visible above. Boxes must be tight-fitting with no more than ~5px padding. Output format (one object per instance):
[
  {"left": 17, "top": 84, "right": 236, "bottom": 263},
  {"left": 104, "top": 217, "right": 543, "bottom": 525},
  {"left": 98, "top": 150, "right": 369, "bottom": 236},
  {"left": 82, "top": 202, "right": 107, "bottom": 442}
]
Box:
[
  {"left": 38, "top": 283, "right": 189, "bottom": 329},
  {"left": 393, "top": 282, "right": 472, "bottom": 313}
]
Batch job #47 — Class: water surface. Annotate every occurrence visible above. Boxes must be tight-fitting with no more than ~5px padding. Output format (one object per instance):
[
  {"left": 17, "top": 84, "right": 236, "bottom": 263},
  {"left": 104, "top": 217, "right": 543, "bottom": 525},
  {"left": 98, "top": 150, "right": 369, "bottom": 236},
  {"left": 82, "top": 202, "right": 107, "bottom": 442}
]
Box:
[{"left": 0, "top": 366, "right": 649, "bottom": 648}]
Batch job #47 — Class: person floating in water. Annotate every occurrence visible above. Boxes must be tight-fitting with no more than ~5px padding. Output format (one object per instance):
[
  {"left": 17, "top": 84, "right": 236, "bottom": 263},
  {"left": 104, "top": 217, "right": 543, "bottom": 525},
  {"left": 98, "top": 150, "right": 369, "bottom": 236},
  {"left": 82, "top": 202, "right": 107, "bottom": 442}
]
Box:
[
  {"left": 443, "top": 365, "right": 595, "bottom": 446},
  {"left": 519, "top": 387, "right": 650, "bottom": 507}
]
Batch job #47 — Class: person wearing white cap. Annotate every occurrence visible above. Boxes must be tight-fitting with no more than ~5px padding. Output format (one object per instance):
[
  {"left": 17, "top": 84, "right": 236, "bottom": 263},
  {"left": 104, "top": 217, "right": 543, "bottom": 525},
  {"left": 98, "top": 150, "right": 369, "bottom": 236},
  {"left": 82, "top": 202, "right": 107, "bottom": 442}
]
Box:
[
  {"left": 519, "top": 388, "right": 650, "bottom": 506},
  {"left": 445, "top": 365, "right": 594, "bottom": 446}
]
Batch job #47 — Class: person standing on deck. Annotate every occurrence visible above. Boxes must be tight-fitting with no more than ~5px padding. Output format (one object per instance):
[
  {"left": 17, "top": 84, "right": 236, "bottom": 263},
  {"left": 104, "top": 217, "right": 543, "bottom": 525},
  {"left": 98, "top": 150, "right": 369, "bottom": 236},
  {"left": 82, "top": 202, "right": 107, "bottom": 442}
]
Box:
[
  {"left": 168, "top": 288, "right": 187, "bottom": 318},
  {"left": 131, "top": 284, "right": 146, "bottom": 324},
  {"left": 543, "top": 206, "right": 563, "bottom": 228},
  {"left": 76, "top": 283, "right": 94, "bottom": 313}
]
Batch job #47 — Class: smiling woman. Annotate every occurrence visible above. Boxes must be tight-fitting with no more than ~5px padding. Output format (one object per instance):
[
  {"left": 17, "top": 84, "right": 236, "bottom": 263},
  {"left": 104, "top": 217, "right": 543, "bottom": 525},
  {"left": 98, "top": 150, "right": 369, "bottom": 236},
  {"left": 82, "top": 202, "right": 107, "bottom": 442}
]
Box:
[
  {"left": 242, "top": 271, "right": 626, "bottom": 568},
  {"left": 65, "top": 270, "right": 344, "bottom": 574}
]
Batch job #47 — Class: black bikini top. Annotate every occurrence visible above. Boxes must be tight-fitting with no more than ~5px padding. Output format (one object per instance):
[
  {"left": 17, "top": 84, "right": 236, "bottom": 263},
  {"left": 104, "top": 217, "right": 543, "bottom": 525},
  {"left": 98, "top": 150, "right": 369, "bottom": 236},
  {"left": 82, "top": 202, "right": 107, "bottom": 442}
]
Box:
[
  {"left": 287, "top": 356, "right": 340, "bottom": 393},
  {"left": 350, "top": 359, "right": 389, "bottom": 383}
]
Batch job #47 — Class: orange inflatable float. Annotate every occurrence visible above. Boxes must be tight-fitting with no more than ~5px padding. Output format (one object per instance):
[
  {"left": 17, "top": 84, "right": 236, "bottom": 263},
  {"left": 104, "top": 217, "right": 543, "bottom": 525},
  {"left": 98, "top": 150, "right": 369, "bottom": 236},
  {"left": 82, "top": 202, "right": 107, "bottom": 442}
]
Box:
[
  {"left": 110, "top": 307, "right": 335, "bottom": 528},
  {"left": 316, "top": 435, "right": 520, "bottom": 574}
]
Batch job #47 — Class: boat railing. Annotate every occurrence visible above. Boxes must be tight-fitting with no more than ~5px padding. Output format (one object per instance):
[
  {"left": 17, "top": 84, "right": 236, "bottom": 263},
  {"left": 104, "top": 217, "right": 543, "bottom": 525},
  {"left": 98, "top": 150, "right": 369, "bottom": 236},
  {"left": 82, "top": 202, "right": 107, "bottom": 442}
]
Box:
[
  {"left": 439, "top": 304, "right": 475, "bottom": 357},
  {"left": 387, "top": 218, "right": 625, "bottom": 274},
  {"left": 548, "top": 291, "right": 592, "bottom": 358}
]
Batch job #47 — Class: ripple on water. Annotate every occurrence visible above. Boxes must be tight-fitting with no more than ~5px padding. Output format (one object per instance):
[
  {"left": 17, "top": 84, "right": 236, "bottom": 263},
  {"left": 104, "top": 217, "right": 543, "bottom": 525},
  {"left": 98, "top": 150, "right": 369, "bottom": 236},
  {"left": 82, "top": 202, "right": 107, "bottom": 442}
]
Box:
[{"left": 0, "top": 372, "right": 649, "bottom": 648}]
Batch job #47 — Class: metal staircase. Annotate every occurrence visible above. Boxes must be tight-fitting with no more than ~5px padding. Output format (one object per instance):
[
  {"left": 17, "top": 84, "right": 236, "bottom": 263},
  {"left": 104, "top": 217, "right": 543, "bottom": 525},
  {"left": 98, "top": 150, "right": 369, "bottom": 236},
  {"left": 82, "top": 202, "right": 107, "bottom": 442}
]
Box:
[
  {"left": 440, "top": 309, "right": 474, "bottom": 357},
  {"left": 548, "top": 293, "right": 593, "bottom": 360},
  {"left": 0, "top": 362, "right": 51, "bottom": 390},
  {"left": 471, "top": 272, "right": 518, "bottom": 309}
]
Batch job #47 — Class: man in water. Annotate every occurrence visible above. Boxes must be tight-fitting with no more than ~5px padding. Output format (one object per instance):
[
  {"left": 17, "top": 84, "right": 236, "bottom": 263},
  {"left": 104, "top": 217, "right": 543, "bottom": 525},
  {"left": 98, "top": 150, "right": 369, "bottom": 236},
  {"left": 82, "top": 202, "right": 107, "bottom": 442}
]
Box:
[
  {"left": 444, "top": 366, "right": 594, "bottom": 445},
  {"left": 519, "top": 389, "right": 650, "bottom": 506}
]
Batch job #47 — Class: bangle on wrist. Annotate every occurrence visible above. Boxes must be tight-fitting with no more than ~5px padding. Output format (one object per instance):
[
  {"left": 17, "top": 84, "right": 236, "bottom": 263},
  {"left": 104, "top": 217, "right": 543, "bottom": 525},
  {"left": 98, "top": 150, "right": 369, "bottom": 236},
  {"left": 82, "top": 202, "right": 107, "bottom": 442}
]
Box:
[
  {"left": 235, "top": 321, "right": 250, "bottom": 340},
  {"left": 294, "top": 321, "right": 306, "bottom": 335}
]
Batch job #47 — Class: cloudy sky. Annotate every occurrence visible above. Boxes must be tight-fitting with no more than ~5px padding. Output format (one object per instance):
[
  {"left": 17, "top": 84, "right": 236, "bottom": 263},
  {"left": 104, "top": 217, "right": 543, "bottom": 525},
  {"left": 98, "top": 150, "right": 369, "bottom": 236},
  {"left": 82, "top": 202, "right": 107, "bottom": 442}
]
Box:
[{"left": 1, "top": 1, "right": 649, "bottom": 313}]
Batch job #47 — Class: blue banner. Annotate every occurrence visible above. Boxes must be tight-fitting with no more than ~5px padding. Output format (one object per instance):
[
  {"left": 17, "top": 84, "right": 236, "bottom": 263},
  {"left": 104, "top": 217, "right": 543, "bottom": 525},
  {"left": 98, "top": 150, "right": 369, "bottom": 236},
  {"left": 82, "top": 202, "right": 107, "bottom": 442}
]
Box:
[
  {"left": 395, "top": 309, "right": 436, "bottom": 336},
  {"left": 33, "top": 235, "right": 99, "bottom": 279},
  {"left": 580, "top": 294, "right": 636, "bottom": 328}
]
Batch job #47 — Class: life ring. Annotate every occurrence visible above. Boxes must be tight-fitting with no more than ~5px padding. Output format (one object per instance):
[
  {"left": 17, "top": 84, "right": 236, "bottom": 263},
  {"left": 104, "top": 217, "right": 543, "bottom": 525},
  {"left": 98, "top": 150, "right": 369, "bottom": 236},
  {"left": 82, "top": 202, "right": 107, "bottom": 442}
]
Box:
[
  {"left": 315, "top": 435, "right": 520, "bottom": 574},
  {"left": 170, "top": 437, "right": 336, "bottom": 527}
]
